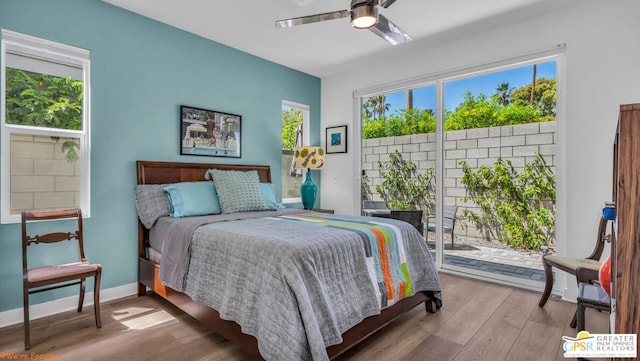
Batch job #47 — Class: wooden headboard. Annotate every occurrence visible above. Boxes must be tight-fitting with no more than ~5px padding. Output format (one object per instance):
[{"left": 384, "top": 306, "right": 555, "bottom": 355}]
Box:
[
  {"left": 136, "top": 160, "right": 272, "bottom": 185},
  {"left": 135, "top": 160, "right": 273, "bottom": 261}
]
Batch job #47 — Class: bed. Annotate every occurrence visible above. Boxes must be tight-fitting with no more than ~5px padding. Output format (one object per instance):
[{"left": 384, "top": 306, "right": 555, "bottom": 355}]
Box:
[{"left": 135, "top": 160, "right": 442, "bottom": 361}]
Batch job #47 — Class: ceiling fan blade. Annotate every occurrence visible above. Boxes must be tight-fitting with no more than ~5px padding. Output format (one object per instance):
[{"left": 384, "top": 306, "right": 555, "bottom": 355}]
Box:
[
  {"left": 276, "top": 10, "right": 350, "bottom": 28},
  {"left": 368, "top": 13, "right": 412, "bottom": 45},
  {"left": 378, "top": 0, "right": 397, "bottom": 8}
]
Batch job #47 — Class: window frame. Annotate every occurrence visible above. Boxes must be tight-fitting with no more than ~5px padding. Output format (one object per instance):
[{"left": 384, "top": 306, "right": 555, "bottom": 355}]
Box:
[
  {"left": 1, "top": 29, "right": 91, "bottom": 223},
  {"left": 282, "top": 99, "right": 310, "bottom": 204},
  {"left": 354, "top": 45, "right": 565, "bottom": 277}
]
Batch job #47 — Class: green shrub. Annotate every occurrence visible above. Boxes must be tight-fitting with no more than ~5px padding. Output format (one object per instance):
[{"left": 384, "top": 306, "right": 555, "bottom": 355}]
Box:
[
  {"left": 496, "top": 103, "right": 542, "bottom": 126},
  {"left": 444, "top": 92, "right": 546, "bottom": 131},
  {"left": 6, "top": 68, "right": 82, "bottom": 162},
  {"left": 444, "top": 93, "right": 497, "bottom": 130},
  {"left": 363, "top": 108, "right": 435, "bottom": 139},
  {"left": 459, "top": 154, "right": 556, "bottom": 250},
  {"left": 376, "top": 151, "right": 435, "bottom": 212},
  {"left": 362, "top": 117, "right": 386, "bottom": 139},
  {"left": 363, "top": 89, "right": 553, "bottom": 139},
  {"left": 281, "top": 108, "right": 302, "bottom": 150}
]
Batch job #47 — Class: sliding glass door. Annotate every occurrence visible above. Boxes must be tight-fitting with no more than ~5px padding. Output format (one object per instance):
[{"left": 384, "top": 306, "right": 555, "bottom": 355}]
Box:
[{"left": 358, "top": 54, "right": 560, "bottom": 289}]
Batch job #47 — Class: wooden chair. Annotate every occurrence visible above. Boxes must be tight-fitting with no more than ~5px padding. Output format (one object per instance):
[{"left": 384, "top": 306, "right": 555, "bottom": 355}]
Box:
[
  {"left": 538, "top": 216, "right": 611, "bottom": 328},
  {"left": 22, "top": 208, "right": 102, "bottom": 350},
  {"left": 425, "top": 205, "right": 458, "bottom": 248}
]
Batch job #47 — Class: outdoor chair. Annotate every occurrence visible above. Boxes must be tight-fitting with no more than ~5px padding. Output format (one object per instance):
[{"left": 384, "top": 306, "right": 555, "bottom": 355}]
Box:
[
  {"left": 538, "top": 216, "right": 611, "bottom": 328},
  {"left": 371, "top": 209, "right": 423, "bottom": 235},
  {"left": 425, "top": 205, "right": 458, "bottom": 248},
  {"left": 22, "top": 208, "right": 102, "bottom": 349},
  {"left": 362, "top": 200, "right": 388, "bottom": 217},
  {"left": 390, "top": 210, "right": 423, "bottom": 234}
]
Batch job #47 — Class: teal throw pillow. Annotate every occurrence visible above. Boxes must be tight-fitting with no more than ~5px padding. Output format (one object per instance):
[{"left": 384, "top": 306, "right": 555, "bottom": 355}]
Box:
[
  {"left": 163, "top": 181, "right": 221, "bottom": 218},
  {"left": 260, "top": 183, "right": 285, "bottom": 210}
]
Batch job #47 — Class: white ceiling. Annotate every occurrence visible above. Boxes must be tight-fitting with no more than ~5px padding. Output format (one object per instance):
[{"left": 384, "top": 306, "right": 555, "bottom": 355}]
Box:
[{"left": 104, "top": 0, "right": 571, "bottom": 78}]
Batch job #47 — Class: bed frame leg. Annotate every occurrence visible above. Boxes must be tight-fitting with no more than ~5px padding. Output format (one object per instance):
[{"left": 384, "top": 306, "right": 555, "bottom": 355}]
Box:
[
  {"left": 138, "top": 283, "right": 147, "bottom": 297},
  {"left": 425, "top": 298, "right": 437, "bottom": 314}
]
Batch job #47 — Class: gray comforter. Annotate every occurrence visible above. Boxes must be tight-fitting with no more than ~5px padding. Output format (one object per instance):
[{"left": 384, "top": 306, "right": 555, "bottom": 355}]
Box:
[{"left": 152, "top": 210, "right": 441, "bottom": 361}]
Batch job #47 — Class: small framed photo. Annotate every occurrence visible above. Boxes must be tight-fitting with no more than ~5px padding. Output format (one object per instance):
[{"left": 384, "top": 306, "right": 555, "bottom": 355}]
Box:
[
  {"left": 326, "top": 125, "right": 348, "bottom": 154},
  {"left": 180, "top": 105, "right": 241, "bottom": 158}
]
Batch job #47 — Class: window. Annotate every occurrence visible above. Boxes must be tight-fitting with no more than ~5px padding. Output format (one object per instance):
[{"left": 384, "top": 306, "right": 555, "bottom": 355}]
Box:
[
  {"left": 281, "top": 100, "right": 309, "bottom": 203},
  {"left": 1, "top": 29, "right": 91, "bottom": 223},
  {"left": 357, "top": 47, "right": 562, "bottom": 286}
]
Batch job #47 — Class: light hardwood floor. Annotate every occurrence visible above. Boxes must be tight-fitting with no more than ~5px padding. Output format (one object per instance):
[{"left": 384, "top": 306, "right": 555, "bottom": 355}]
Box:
[{"left": 0, "top": 273, "right": 609, "bottom": 361}]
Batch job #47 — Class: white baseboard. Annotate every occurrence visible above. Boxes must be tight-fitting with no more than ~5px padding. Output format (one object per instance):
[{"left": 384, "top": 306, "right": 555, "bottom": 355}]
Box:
[{"left": 0, "top": 282, "right": 139, "bottom": 328}]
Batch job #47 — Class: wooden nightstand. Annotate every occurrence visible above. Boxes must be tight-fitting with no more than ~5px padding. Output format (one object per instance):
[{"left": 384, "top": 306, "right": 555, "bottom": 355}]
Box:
[{"left": 306, "top": 208, "right": 334, "bottom": 214}]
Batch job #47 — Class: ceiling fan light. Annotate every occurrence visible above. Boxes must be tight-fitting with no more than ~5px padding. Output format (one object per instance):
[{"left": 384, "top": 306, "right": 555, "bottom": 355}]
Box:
[{"left": 351, "top": 5, "right": 378, "bottom": 29}]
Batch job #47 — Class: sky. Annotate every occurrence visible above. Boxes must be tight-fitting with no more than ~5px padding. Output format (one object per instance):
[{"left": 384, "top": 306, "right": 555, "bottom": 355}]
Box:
[{"left": 383, "top": 60, "right": 556, "bottom": 114}]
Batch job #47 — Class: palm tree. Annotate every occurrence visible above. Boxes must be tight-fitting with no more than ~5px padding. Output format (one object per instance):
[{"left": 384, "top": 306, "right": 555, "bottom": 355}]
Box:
[
  {"left": 495, "top": 82, "right": 512, "bottom": 106},
  {"left": 530, "top": 64, "right": 537, "bottom": 105},
  {"left": 373, "top": 95, "right": 388, "bottom": 120},
  {"left": 362, "top": 95, "right": 388, "bottom": 120},
  {"left": 362, "top": 98, "right": 374, "bottom": 119}
]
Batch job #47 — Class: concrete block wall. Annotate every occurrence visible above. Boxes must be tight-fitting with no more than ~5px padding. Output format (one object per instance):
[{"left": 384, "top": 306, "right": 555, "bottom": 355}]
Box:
[
  {"left": 281, "top": 150, "right": 303, "bottom": 199},
  {"left": 362, "top": 121, "right": 557, "bottom": 239},
  {"left": 10, "top": 134, "right": 80, "bottom": 213}
]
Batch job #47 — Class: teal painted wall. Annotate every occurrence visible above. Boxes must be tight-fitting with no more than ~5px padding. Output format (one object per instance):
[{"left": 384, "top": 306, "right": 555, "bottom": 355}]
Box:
[{"left": 0, "top": 0, "right": 321, "bottom": 312}]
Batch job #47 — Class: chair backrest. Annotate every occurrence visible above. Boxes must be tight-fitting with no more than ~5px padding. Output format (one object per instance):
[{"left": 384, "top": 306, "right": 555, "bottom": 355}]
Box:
[
  {"left": 587, "top": 216, "right": 611, "bottom": 261},
  {"left": 21, "top": 209, "right": 86, "bottom": 272},
  {"left": 389, "top": 210, "right": 423, "bottom": 233},
  {"left": 363, "top": 200, "right": 387, "bottom": 210},
  {"left": 443, "top": 205, "right": 458, "bottom": 229}
]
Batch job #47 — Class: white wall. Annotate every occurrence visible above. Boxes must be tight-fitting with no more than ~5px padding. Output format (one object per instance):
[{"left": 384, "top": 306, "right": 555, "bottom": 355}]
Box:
[{"left": 320, "top": 0, "right": 640, "bottom": 300}]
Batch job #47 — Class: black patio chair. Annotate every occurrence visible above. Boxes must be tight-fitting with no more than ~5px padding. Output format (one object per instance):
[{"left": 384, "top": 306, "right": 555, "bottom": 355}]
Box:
[{"left": 372, "top": 209, "right": 423, "bottom": 235}]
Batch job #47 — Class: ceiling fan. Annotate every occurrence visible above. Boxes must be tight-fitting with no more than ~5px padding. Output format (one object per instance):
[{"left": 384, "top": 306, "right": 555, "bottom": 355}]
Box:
[{"left": 275, "top": 0, "right": 412, "bottom": 45}]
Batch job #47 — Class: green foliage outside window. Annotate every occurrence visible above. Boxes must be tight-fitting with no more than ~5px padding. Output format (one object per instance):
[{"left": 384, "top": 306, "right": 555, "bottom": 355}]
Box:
[
  {"left": 365, "top": 73, "right": 557, "bottom": 251},
  {"left": 459, "top": 154, "right": 556, "bottom": 250},
  {"left": 371, "top": 151, "right": 555, "bottom": 250},
  {"left": 362, "top": 77, "right": 556, "bottom": 139},
  {"left": 376, "top": 150, "right": 435, "bottom": 212},
  {"left": 363, "top": 108, "right": 435, "bottom": 139},
  {"left": 444, "top": 91, "right": 543, "bottom": 130},
  {"left": 282, "top": 107, "right": 303, "bottom": 150},
  {"left": 510, "top": 77, "right": 556, "bottom": 119},
  {"left": 5, "top": 68, "right": 83, "bottom": 162}
]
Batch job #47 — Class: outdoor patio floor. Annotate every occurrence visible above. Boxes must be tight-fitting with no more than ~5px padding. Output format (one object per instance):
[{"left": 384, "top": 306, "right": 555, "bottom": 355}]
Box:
[{"left": 428, "top": 239, "right": 546, "bottom": 282}]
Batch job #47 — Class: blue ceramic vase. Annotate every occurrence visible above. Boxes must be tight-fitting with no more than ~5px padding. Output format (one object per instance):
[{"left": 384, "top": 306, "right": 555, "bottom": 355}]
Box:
[{"left": 300, "top": 172, "right": 317, "bottom": 209}]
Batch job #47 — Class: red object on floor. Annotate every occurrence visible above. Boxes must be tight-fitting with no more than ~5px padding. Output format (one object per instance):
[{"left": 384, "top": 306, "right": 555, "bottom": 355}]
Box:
[{"left": 598, "top": 255, "right": 611, "bottom": 296}]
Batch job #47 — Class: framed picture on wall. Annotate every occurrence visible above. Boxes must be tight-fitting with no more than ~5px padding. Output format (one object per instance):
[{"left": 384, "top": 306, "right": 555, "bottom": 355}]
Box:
[
  {"left": 326, "top": 125, "right": 347, "bottom": 154},
  {"left": 180, "top": 105, "right": 242, "bottom": 158}
]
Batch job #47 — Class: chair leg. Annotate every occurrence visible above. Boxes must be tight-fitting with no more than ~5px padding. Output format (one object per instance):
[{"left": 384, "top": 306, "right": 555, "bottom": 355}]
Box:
[
  {"left": 571, "top": 309, "right": 578, "bottom": 329},
  {"left": 78, "top": 277, "right": 86, "bottom": 312},
  {"left": 23, "top": 285, "right": 30, "bottom": 350},
  {"left": 568, "top": 277, "right": 583, "bottom": 328},
  {"left": 538, "top": 258, "right": 554, "bottom": 307},
  {"left": 94, "top": 266, "right": 102, "bottom": 328}
]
